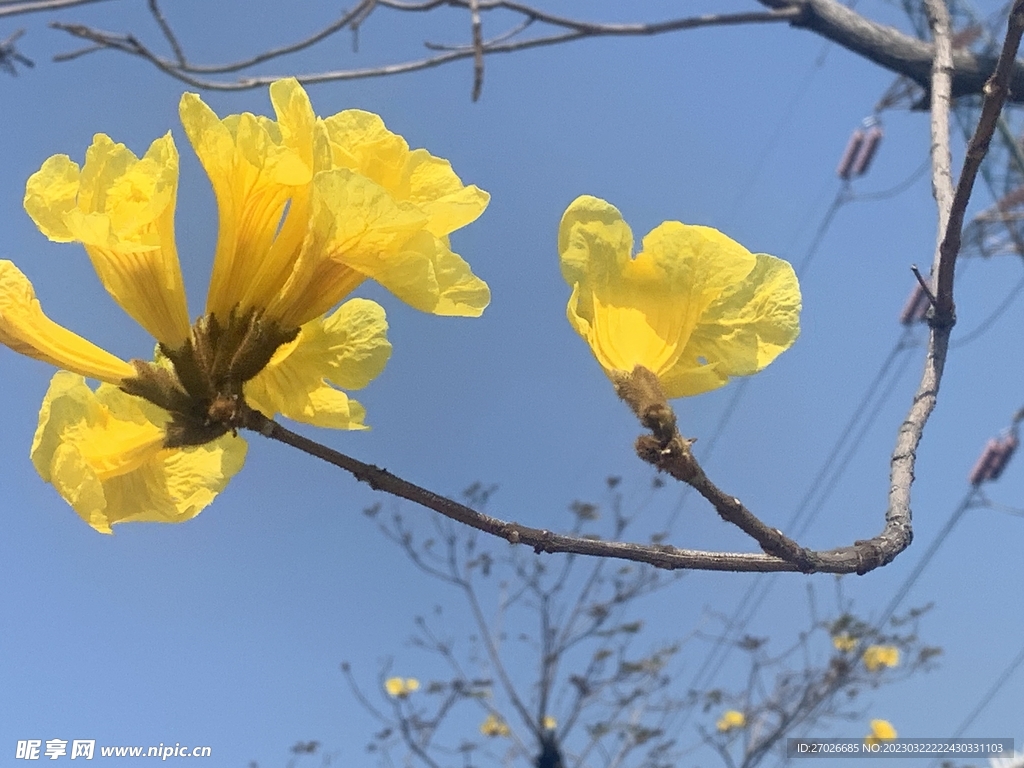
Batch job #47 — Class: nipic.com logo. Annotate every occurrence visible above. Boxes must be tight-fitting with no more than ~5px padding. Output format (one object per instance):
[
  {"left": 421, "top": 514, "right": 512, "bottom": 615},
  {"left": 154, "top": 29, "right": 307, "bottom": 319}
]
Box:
[{"left": 15, "top": 739, "right": 213, "bottom": 760}]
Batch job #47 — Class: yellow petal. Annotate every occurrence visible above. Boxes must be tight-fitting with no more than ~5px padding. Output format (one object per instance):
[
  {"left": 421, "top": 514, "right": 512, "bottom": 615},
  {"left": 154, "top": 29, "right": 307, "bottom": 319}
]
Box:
[
  {"left": 31, "top": 372, "right": 247, "bottom": 534},
  {"left": 559, "top": 195, "right": 635, "bottom": 296},
  {"left": 180, "top": 88, "right": 315, "bottom": 320},
  {"left": 22, "top": 154, "right": 80, "bottom": 241},
  {"left": 24, "top": 134, "right": 192, "bottom": 347},
  {"left": 404, "top": 150, "right": 490, "bottom": 236},
  {"left": 369, "top": 229, "right": 490, "bottom": 317},
  {"left": 269, "top": 170, "right": 488, "bottom": 327},
  {"left": 685, "top": 254, "right": 801, "bottom": 375},
  {"left": 0, "top": 260, "right": 134, "bottom": 383},
  {"left": 245, "top": 298, "right": 391, "bottom": 429},
  {"left": 323, "top": 109, "right": 489, "bottom": 235}
]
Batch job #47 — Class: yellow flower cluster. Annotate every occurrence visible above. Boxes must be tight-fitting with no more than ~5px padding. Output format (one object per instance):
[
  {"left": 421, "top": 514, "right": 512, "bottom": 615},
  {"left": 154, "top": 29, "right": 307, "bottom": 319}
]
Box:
[
  {"left": 3, "top": 81, "right": 804, "bottom": 536},
  {"left": 384, "top": 677, "right": 420, "bottom": 698},
  {"left": 1, "top": 79, "right": 488, "bottom": 533},
  {"left": 862, "top": 645, "right": 900, "bottom": 672},
  {"left": 559, "top": 196, "right": 800, "bottom": 398},
  {"left": 480, "top": 713, "right": 510, "bottom": 737},
  {"left": 864, "top": 719, "right": 897, "bottom": 746},
  {"left": 832, "top": 634, "right": 858, "bottom": 653},
  {"left": 716, "top": 709, "right": 746, "bottom": 733}
]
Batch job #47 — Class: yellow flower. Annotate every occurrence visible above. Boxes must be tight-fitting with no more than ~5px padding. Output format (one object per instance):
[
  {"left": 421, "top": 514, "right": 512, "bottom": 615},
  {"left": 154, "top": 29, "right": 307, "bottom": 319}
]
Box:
[
  {"left": 864, "top": 719, "right": 897, "bottom": 746},
  {"left": 384, "top": 677, "right": 420, "bottom": 698},
  {"left": 180, "top": 79, "right": 490, "bottom": 329},
  {"left": 558, "top": 196, "right": 800, "bottom": 398},
  {"left": 716, "top": 709, "right": 746, "bottom": 733},
  {"left": 4, "top": 78, "right": 488, "bottom": 531},
  {"left": 480, "top": 713, "right": 511, "bottom": 737},
  {"left": 862, "top": 645, "right": 900, "bottom": 672},
  {"left": 832, "top": 634, "right": 858, "bottom": 653}
]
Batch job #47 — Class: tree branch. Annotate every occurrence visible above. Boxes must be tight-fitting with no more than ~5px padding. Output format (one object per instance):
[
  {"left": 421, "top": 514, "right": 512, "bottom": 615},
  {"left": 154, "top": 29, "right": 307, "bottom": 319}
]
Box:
[
  {"left": 241, "top": 402, "right": 903, "bottom": 575},
  {"left": 0, "top": 0, "right": 110, "bottom": 18},
  {"left": 25, "top": 0, "right": 1024, "bottom": 104},
  {"left": 46, "top": 4, "right": 800, "bottom": 91},
  {"left": 759, "top": 0, "right": 1024, "bottom": 103}
]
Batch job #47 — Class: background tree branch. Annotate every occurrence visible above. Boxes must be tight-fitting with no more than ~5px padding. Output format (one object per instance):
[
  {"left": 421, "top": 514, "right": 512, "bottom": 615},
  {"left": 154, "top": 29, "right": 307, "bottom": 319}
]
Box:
[
  {"left": 760, "top": 0, "right": 1024, "bottom": 102},
  {"left": 0, "top": 0, "right": 1012, "bottom": 102}
]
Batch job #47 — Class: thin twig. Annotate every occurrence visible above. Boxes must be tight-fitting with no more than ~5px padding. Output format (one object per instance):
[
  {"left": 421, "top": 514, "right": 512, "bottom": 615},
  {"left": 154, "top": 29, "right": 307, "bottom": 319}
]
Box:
[
  {"left": 241, "top": 403, "right": 915, "bottom": 574},
  {"left": 0, "top": 0, "right": 109, "bottom": 18},
  {"left": 927, "top": 0, "right": 955, "bottom": 286},
  {"left": 910, "top": 264, "right": 938, "bottom": 307},
  {"left": 147, "top": 0, "right": 184, "bottom": 66},
  {"left": 469, "top": 0, "right": 483, "bottom": 101},
  {"left": 936, "top": 0, "right": 1024, "bottom": 310},
  {"left": 47, "top": 7, "right": 799, "bottom": 90}
]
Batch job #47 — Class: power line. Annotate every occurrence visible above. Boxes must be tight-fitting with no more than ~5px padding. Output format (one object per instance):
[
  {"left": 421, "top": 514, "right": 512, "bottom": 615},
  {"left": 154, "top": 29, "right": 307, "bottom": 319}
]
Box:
[
  {"left": 951, "top": 268, "right": 1024, "bottom": 348},
  {"left": 875, "top": 488, "right": 979, "bottom": 629},
  {"left": 924, "top": 641, "right": 1024, "bottom": 768},
  {"left": 681, "top": 332, "right": 918, "bottom": 691}
]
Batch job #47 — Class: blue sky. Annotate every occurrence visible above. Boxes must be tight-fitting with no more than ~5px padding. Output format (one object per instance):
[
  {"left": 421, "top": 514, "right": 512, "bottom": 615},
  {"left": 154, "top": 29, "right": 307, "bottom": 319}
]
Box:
[{"left": 1, "top": 1, "right": 1022, "bottom": 766}]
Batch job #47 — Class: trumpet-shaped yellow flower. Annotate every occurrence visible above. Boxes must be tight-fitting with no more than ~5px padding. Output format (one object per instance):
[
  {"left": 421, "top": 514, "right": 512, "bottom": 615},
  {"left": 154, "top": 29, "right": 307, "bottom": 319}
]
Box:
[
  {"left": 31, "top": 372, "right": 246, "bottom": 534},
  {"left": 480, "top": 713, "right": 511, "bottom": 737},
  {"left": 716, "top": 709, "right": 747, "bottom": 733},
  {"left": 559, "top": 196, "right": 800, "bottom": 398},
  {"left": 180, "top": 78, "right": 489, "bottom": 329},
  {"left": 864, "top": 719, "right": 897, "bottom": 746},
  {"left": 3, "top": 78, "right": 488, "bottom": 531},
  {"left": 384, "top": 677, "right": 420, "bottom": 698},
  {"left": 24, "top": 133, "right": 192, "bottom": 348},
  {"left": 832, "top": 634, "right": 858, "bottom": 653},
  {"left": 862, "top": 645, "right": 900, "bottom": 672}
]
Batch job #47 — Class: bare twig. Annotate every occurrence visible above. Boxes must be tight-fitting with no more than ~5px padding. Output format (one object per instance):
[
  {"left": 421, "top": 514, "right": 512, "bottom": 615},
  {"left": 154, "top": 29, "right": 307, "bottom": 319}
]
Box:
[
  {"left": 21, "top": 0, "right": 1024, "bottom": 103},
  {"left": 927, "top": 0, "right": 955, "bottom": 274},
  {"left": 936, "top": 0, "right": 1024, "bottom": 309},
  {"left": 241, "top": 403, "right": 904, "bottom": 575},
  {"left": 234, "top": 0, "right": 1022, "bottom": 572},
  {"left": 0, "top": 0, "right": 109, "bottom": 18},
  {"left": 760, "top": 0, "right": 1024, "bottom": 103},
  {"left": 0, "top": 26, "right": 32, "bottom": 74},
  {"left": 46, "top": 5, "right": 800, "bottom": 91},
  {"left": 146, "top": 0, "right": 183, "bottom": 66},
  {"left": 910, "top": 264, "right": 938, "bottom": 308},
  {"left": 469, "top": 0, "right": 482, "bottom": 100}
]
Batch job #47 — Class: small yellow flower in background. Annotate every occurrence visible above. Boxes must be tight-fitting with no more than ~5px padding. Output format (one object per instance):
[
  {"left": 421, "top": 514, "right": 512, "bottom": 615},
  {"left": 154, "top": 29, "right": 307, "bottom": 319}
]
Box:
[
  {"left": 559, "top": 195, "right": 800, "bottom": 398},
  {"left": 480, "top": 713, "right": 510, "bottom": 737},
  {"left": 716, "top": 709, "right": 746, "bottom": 733},
  {"left": 832, "top": 634, "right": 858, "bottom": 653},
  {"left": 2, "top": 78, "right": 488, "bottom": 533},
  {"left": 864, "top": 719, "right": 897, "bottom": 746},
  {"left": 384, "top": 677, "right": 420, "bottom": 698},
  {"left": 862, "top": 645, "right": 900, "bottom": 672},
  {"left": 542, "top": 715, "right": 557, "bottom": 730}
]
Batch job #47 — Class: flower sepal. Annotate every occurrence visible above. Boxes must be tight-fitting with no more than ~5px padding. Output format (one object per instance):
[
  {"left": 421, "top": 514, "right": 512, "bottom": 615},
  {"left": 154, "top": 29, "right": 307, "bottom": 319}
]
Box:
[{"left": 122, "top": 307, "right": 300, "bottom": 448}]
